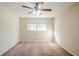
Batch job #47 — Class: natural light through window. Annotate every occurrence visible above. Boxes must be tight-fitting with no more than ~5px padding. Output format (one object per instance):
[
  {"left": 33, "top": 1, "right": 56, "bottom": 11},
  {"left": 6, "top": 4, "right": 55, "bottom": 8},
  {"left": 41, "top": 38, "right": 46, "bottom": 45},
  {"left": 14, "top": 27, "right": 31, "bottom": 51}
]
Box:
[{"left": 27, "top": 24, "right": 46, "bottom": 31}]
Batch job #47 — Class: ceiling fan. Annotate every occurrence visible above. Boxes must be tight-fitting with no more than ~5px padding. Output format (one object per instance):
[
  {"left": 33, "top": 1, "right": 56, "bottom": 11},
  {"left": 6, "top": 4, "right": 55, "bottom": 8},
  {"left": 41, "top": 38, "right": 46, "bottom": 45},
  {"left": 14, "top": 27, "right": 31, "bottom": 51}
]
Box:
[{"left": 22, "top": 2, "right": 52, "bottom": 15}]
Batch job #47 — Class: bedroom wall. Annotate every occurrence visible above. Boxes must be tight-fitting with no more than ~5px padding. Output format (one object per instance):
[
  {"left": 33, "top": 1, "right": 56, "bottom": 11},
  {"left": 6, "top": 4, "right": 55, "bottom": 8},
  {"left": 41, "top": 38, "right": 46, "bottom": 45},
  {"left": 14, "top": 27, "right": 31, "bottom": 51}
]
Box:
[
  {"left": 0, "top": 7, "right": 19, "bottom": 55},
  {"left": 20, "top": 17, "right": 54, "bottom": 42},
  {"left": 54, "top": 3, "right": 79, "bottom": 55}
]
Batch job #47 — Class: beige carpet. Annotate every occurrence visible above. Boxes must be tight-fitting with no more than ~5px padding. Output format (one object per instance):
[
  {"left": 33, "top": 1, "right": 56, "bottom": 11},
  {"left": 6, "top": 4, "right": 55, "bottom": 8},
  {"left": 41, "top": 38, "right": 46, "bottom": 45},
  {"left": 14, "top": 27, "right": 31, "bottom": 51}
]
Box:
[{"left": 2, "top": 41, "right": 73, "bottom": 56}]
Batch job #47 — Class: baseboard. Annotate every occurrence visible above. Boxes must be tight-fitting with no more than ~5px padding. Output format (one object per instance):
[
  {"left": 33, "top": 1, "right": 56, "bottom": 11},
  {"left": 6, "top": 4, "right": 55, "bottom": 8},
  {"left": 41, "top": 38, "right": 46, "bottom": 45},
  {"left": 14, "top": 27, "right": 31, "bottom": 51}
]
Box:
[
  {"left": 20, "top": 40, "right": 52, "bottom": 43},
  {"left": 0, "top": 41, "right": 19, "bottom": 56},
  {"left": 55, "top": 41, "right": 76, "bottom": 56},
  {"left": 61, "top": 46, "right": 76, "bottom": 56}
]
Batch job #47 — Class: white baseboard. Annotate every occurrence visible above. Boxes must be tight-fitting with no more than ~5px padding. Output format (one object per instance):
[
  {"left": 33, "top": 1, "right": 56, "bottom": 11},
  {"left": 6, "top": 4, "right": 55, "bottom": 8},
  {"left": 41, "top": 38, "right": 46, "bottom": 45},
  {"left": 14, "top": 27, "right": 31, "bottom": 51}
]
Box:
[
  {"left": 20, "top": 40, "right": 52, "bottom": 43},
  {"left": 56, "top": 42, "right": 76, "bottom": 56},
  {"left": 0, "top": 42, "right": 18, "bottom": 56},
  {"left": 62, "top": 46, "right": 76, "bottom": 56}
]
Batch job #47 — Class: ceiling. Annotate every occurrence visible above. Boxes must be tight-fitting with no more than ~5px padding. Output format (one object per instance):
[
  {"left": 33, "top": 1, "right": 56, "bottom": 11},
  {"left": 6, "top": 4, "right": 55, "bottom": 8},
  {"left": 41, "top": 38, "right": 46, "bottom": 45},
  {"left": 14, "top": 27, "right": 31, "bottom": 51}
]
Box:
[{"left": 0, "top": 2, "right": 75, "bottom": 17}]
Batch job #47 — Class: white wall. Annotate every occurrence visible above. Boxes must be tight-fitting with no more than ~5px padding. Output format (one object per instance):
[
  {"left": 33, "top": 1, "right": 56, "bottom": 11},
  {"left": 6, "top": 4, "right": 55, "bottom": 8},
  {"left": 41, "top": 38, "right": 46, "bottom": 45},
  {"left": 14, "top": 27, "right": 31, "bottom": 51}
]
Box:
[
  {"left": 20, "top": 17, "right": 54, "bottom": 42},
  {"left": 0, "top": 7, "right": 19, "bottom": 55},
  {"left": 54, "top": 3, "right": 79, "bottom": 56}
]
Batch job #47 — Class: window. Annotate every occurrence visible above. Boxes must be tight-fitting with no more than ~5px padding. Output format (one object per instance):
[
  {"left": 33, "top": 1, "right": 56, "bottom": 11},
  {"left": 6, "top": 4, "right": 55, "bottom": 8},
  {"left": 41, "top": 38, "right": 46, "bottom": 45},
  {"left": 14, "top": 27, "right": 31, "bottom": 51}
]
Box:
[{"left": 27, "top": 24, "right": 46, "bottom": 31}]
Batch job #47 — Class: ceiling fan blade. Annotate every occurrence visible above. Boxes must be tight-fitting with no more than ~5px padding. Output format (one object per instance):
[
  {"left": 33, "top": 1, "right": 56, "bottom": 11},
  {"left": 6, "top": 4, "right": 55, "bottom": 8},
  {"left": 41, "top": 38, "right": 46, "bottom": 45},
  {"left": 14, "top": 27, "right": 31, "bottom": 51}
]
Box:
[
  {"left": 41, "top": 9, "right": 52, "bottom": 11},
  {"left": 22, "top": 5, "right": 33, "bottom": 9}
]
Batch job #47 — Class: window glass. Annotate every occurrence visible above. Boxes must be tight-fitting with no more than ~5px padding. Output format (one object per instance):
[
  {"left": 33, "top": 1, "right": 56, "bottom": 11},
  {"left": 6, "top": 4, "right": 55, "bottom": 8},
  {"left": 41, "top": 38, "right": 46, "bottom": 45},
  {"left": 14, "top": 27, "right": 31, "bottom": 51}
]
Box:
[{"left": 27, "top": 24, "right": 46, "bottom": 31}]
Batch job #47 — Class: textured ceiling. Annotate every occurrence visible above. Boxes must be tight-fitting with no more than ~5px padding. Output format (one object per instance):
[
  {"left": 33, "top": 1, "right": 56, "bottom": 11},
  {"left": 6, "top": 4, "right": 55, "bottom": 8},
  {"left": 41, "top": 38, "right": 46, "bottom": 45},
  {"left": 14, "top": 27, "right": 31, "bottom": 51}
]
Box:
[{"left": 0, "top": 2, "right": 75, "bottom": 17}]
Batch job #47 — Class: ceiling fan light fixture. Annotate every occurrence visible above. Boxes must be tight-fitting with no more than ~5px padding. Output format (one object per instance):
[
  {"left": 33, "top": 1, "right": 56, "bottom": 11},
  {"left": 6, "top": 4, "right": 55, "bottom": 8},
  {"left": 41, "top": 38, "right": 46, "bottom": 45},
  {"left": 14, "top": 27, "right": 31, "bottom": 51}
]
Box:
[
  {"left": 38, "top": 5, "right": 41, "bottom": 8},
  {"left": 36, "top": 10, "right": 41, "bottom": 15},
  {"left": 22, "top": 2, "right": 51, "bottom": 15},
  {"left": 32, "top": 10, "right": 41, "bottom": 15}
]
